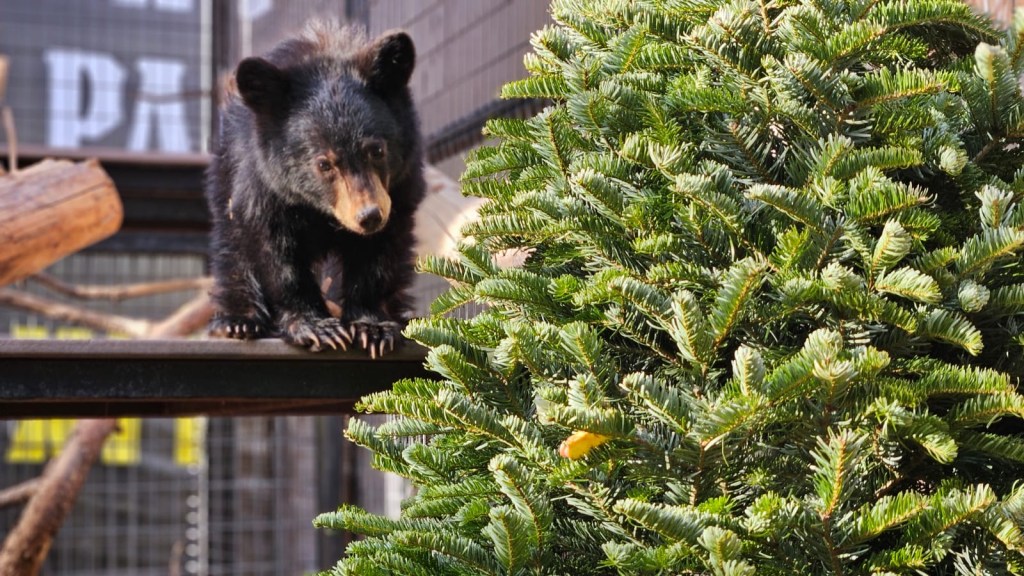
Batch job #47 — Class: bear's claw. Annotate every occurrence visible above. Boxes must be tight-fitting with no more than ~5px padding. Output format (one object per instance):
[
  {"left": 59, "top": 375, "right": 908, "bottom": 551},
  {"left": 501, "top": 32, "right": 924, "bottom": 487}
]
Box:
[
  {"left": 284, "top": 316, "right": 351, "bottom": 352},
  {"left": 347, "top": 320, "right": 402, "bottom": 359},
  {"left": 210, "top": 316, "right": 268, "bottom": 340}
]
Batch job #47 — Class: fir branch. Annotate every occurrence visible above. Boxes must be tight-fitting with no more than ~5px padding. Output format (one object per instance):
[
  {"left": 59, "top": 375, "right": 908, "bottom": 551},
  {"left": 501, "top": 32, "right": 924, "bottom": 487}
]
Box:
[
  {"left": 710, "top": 258, "right": 767, "bottom": 350},
  {"left": 829, "top": 146, "right": 924, "bottom": 180},
  {"left": 783, "top": 53, "right": 847, "bottom": 114},
  {"left": 948, "top": 393, "right": 1024, "bottom": 428},
  {"left": 811, "top": 430, "right": 865, "bottom": 520},
  {"left": 722, "top": 119, "right": 780, "bottom": 185},
  {"left": 668, "top": 290, "right": 714, "bottom": 369},
  {"left": 696, "top": 394, "right": 765, "bottom": 450},
  {"left": 613, "top": 499, "right": 709, "bottom": 545},
  {"left": 672, "top": 173, "right": 751, "bottom": 255},
  {"left": 490, "top": 455, "right": 553, "bottom": 552},
  {"left": 915, "top": 363, "right": 1013, "bottom": 398},
  {"left": 988, "top": 283, "right": 1024, "bottom": 314},
  {"left": 956, "top": 228, "right": 1024, "bottom": 277},
  {"left": 501, "top": 74, "right": 570, "bottom": 100},
  {"left": 959, "top": 431, "right": 1024, "bottom": 463},
  {"left": 313, "top": 505, "right": 441, "bottom": 536},
  {"left": 393, "top": 530, "right": 498, "bottom": 576},
  {"left": 747, "top": 183, "right": 827, "bottom": 232},
  {"left": 823, "top": 20, "right": 885, "bottom": 67},
  {"left": 620, "top": 372, "right": 691, "bottom": 434},
  {"left": 559, "top": 321, "right": 613, "bottom": 387},
  {"left": 917, "top": 308, "right": 984, "bottom": 356},
  {"left": 853, "top": 69, "right": 948, "bottom": 110},
  {"left": 874, "top": 267, "right": 941, "bottom": 304},
  {"left": 428, "top": 284, "right": 477, "bottom": 317},
  {"left": 605, "top": 26, "right": 647, "bottom": 73},
  {"left": 911, "top": 246, "right": 957, "bottom": 276},
  {"left": 853, "top": 0, "right": 883, "bottom": 21},
  {"left": 482, "top": 506, "right": 534, "bottom": 574},
  {"left": 903, "top": 485, "right": 996, "bottom": 547},
  {"left": 435, "top": 389, "right": 518, "bottom": 447},
  {"left": 845, "top": 492, "right": 928, "bottom": 545},
  {"left": 870, "top": 1, "right": 998, "bottom": 45},
  {"left": 870, "top": 220, "right": 912, "bottom": 277}
]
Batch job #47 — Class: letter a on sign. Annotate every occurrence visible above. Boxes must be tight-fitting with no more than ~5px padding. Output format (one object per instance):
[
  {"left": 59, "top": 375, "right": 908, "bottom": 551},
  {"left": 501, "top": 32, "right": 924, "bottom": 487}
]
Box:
[{"left": 129, "top": 58, "right": 191, "bottom": 152}]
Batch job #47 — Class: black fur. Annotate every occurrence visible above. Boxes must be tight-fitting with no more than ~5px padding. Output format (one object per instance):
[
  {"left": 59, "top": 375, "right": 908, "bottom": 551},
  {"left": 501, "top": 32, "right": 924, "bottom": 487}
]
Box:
[{"left": 206, "top": 23, "right": 424, "bottom": 355}]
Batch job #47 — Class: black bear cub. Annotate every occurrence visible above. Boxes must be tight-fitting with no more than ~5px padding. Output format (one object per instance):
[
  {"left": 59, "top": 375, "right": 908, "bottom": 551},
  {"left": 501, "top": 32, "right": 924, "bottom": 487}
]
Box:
[{"left": 206, "top": 23, "right": 424, "bottom": 357}]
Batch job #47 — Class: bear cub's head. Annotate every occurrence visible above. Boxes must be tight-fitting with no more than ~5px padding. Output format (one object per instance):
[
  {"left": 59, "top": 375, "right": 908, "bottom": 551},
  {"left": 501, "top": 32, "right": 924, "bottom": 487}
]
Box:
[{"left": 233, "top": 28, "right": 417, "bottom": 236}]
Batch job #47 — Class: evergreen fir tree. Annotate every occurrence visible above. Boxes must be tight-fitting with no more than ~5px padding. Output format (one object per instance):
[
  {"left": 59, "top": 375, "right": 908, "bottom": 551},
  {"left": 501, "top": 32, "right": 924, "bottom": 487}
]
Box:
[{"left": 316, "top": 1, "right": 1024, "bottom": 573}]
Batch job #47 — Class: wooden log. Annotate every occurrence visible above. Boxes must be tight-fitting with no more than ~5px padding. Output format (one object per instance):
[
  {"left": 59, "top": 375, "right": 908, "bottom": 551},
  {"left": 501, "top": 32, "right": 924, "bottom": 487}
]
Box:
[{"left": 0, "top": 159, "right": 122, "bottom": 287}]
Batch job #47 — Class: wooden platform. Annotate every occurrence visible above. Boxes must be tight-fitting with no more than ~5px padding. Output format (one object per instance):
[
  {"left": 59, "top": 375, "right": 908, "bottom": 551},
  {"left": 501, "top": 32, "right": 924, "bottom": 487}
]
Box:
[{"left": 0, "top": 338, "right": 431, "bottom": 418}]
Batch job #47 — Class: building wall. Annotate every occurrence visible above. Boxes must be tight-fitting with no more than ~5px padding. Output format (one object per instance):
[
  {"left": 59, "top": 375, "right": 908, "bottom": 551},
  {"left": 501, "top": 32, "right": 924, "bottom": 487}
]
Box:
[
  {"left": 366, "top": 0, "right": 551, "bottom": 144},
  {"left": 970, "top": 0, "right": 1018, "bottom": 23}
]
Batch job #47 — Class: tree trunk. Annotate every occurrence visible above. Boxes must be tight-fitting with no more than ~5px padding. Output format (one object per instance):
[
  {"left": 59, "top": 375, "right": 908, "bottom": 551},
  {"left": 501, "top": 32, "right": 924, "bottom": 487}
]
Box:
[
  {"left": 0, "top": 419, "right": 118, "bottom": 576},
  {"left": 0, "top": 159, "right": 122, "bottom": 287}
]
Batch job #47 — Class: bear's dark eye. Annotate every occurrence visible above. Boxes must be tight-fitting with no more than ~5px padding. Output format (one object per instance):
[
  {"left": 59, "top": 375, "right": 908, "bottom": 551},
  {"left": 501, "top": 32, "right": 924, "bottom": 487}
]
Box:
[
  {"left": 364, "top": 141, "right": 386, "bottom": 161},
  {"left": 316, "top": 158, "right": 332, "bottom": 173}
]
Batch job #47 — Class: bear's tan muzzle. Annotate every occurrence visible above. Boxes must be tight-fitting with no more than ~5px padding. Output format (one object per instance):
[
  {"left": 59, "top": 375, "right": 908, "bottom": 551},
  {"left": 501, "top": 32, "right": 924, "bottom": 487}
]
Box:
[{"left": 332, "top": 172, "right": 391, "bottom": 235}]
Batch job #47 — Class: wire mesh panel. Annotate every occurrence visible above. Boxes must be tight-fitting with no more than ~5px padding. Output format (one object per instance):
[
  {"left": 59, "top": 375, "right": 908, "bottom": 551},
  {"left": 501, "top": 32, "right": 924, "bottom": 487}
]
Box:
[
  {"left": 206, "top": 417, "right": 319, "bottom": 576},
  {"left": 0, "top": 0, "right": 212, "bottom": 154},
  {"left": 0, "top": 419, "right": 204, "bottom": 576},
  {"left": 0, "top": 416, "right": 321, "bottom": 576}
]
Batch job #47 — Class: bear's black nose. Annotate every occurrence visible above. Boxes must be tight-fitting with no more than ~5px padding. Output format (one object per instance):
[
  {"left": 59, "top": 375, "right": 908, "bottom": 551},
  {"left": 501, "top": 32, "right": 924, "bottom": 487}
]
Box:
[{"left": 357, "top": 206, "right": 383, "bottom": 231}]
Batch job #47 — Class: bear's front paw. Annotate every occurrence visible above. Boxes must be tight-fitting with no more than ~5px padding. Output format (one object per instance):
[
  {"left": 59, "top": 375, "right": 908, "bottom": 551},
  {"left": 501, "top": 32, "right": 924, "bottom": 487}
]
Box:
[
  {"left": 210, "top": 315, "right": 269, "bottom": 340},
  {"left": 347, "top": 319, "right": 403, "bottom": 359},
  {"left": 283, "top": 316, "right": 352, "bottom": 352}
]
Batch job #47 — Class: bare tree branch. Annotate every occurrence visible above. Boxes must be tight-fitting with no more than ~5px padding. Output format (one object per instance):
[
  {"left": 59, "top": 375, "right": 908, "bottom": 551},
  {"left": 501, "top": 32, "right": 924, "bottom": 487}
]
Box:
[
  {"left": 0, "top": 480, "right": 39, "bottom": 510},
  {"left": 2, "top": 106, "right": 16, "bottom": 175},
  {"left": 0, "top": 56, "right": 15, "bottom": 175},
  {"left": 146, "top": 292, "right": 213, "bottom": 339},
  {"left": 0, "top": 419, "right": 118, "bottom": 576},
  {"left": 0, "top": 286, "right": 214, "bottom": 339},
  {"left": 29, "top": 273, "right": 212, "bottom": 302},
  {"left": 0, "top": 288, "right": 150, "bottom": 336}
]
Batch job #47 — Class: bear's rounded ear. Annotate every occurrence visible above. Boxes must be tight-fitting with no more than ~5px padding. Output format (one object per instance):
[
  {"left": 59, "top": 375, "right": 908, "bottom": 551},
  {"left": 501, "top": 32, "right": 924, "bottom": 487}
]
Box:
[
  {"left": 355, "top": 30, "right": 415, "bottom": 94},
  {"left": 235, "top": 57, "right": 289, "bottom": 114}
]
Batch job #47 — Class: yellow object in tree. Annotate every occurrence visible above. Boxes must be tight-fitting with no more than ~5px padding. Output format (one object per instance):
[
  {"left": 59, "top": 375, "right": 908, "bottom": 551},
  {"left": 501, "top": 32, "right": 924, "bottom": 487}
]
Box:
[{"left": 558, "top": 430, "right": 611, "bottom": 459}]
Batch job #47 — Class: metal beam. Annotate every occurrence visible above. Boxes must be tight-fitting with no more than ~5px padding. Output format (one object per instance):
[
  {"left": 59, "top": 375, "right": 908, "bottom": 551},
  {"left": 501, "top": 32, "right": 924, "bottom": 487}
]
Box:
[{"left": 0, "top": 338, "right": 432, "bottom": 418}]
